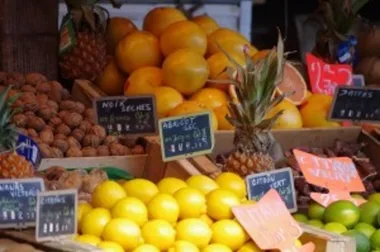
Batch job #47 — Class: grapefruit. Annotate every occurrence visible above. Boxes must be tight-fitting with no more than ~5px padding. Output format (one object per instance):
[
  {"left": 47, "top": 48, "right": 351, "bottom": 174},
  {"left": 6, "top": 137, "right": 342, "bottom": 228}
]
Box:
[
  {"left": 96, "top": 57, "right": 126, "bottom": 96},
  {"left": 265, "top": 100, "right": 303, "bottom": 129},
  {"left": 191, "top": 15, "right": 219, "bottom": 35},
  {"left": 214, "top": 104, "right": 234, "bottom": 130},
  {"left": 354, "top": 222, "right": 376, "bottom": 238},
  {"left": 189, "top": 87, "right": 228, "bottom": 110},
  {"left": 106, "top": 17, "right": 137, "bottom": 54},
  {"left": 359, "top": 201, "right": 380, "bottom": 226},
  {"left": 154, "top": 86, "right": 184, "bottom": 118},
  {"left": 323, "top": 200, "right": 360, "bottom": 228},
  {"left": 143, "top": 7, "right": 187, "bottom": 37},
  {"left": 124, "top": 66, "right": 163, "bottom": 96},
  {"left": 343, "top": 230, "right": 371, "bottom": 252}
]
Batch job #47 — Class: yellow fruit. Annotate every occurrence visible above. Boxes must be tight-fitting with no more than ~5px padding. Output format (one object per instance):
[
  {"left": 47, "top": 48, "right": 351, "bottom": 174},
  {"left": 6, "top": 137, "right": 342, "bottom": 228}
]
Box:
[
  {"left": 211, "top": 220, "right": 248, "bottom": 250},
  {"left": 142, "top": 220, "right": 176, "bottom": 250},
  {"left": 75, "top": 234, "right": 101, "bottom": 246},
  {"left": 132, "top": 244, "right": 160, "bottom": 252},
  {"left": 80, "top": 208, "right": 111, "bottom": 237},
  {"left": 124, "top": 66, "right": 164, "bottom": 96},
  {"left": 237, "top": 241, "right": 263, "bottom": 252},
  {"left": 123, "top": 179, "right": 159, "bottom": 204},
  {"left": 143, "top": 7, "right": 187, "bottom": 37},
  {"left": 92, "top": 180, "right": 126, "bottom": 209},
  {"left": 186, "top": 175, "right": 219, "bottom": 195},
  {"left": 206, "top": 189, "right": 240, "bottom": 220},
  {"left": 106, "top": 17, "right": 137, "bottom": 54},
  {"left": 202, "top": 243, "right": 232, "bottom": 252},
  {"left": 98, "top": 241, "right": 125, "bottom": 252},
  {"left": 215, "top": 172, "right": 247, "bottom": 199},
  {"left": 295, "top": 239, "right": 302, "bottom": 248},
  {"left": 240, "top": 199, "right": 256, "bottom": 205},
  {"left": 96, "top": 58, "right": 126, "bottom": 96},
  {"left": 102, "top": 218, "right": 142, "bottom": 251},
  {"left": 176, "top": 218, "right": 212, "bottom": 249},
  {"left": 157, "top": 177, "right": 188, "bottom": 195},
  {"left": 154, "top": 86, "right": 184, "bottom": 118},
  {"left": 168, "top": 240, "right": 200, "bottom": 252},
  {"left": 191, "top": 15, "right": 219, "bottom": 36},
  {"left": 78, "top": 202, "right": 92, "bottom": 225},
  {"left": 214, "top": 105, "right": 234, "bottom": 130},
  {"left": 265, "top": 100, "right": 303, "bottom": 129},
  {"left": 147, "top": 193, "right": 180, "bottom": 223},
  {"left": 174, "top": 187, "right": 207, "bottom": 219},
  {"left": 200, "top": 214, "right": 214, "bottom": 226},
  {"left": 163, "top": 49, "right": 209, "bottom": 96},
  {"left": 190, "top": 88, "right": 228, "bottom": 110},
  {"left": 111, "top": 197, "right": 148, "bottom": 226}
]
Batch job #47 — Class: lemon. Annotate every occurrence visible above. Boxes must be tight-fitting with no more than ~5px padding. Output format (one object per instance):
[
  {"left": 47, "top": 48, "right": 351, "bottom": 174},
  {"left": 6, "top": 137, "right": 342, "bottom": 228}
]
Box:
[
  {"left": 157, "top": 177, "right": 188, "bottom": 195},
  {"left": 211, "top": 220, "right": 248, "bottom": 250},
  {"left": 75, "top": 234, "right": 101, "bottom": 246},
  {"left": 142, "top": 220, "right": 176, "bottom": 250},
  {"left": 215, "top": 172, "right": 247, "bottom": 199},
  {"left": 111, "top": 197, "right": 148, "bottom": 226},
  {"left": 174, "top": 187, "right": 207, "bottom": 219},
  {"left": 102, "top": 218, "right": 143, "bottom": 251},
  {"left": 206, "top": 189, "right": 240, "bottom": 220},
  {"left": 168, "top": 240, "right": 200, "bottom": 252},
  {"left": 176, "top": 218, "right": 212, "bottom": 249},
  {"left": 186, "top": 175, "right": 219, "bottom": 195},
  {"left": 123, "top": 179, "right": 159, "bottom": 204},
  {"left": 80, "top": 208, "right": 111, "bottom": 237},
  {"left": 240, "top": 199, "right": 256, "bottom": 205},
  {"left": 78, "top": 202, "right": 92, "bottom": 224},
  {"left": 92, "top": 180, "right": 126, "bottom": 209},
  {"left": 237, "top": 241, "right": 263, "bottom": 252},
  {"left": 132, "top": 244, "right": 160, "bottom": 252},
  {"left": 202, "top": 243, "right": 232, "bottom": 252},
  {"left": 147, "top": 193, "right": 179, "bottom": 223},
  {"left": 295, "top": 239, "right": 302, "bottom": 248},
  {"left": 200, "top": 214, "right": 214, "bottom": 226},
  {"left": 98, "top": 241, "right": 124, "bottom": 252}
]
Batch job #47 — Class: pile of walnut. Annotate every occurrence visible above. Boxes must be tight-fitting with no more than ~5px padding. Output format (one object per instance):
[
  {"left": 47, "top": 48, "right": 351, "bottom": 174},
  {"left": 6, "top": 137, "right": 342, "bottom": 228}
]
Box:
[{"left": 0, "top": 72, "right": 144, "bottom": 158}]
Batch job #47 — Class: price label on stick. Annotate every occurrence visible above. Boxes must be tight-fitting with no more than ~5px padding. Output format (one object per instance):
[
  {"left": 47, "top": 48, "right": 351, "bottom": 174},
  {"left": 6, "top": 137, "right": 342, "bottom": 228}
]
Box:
[
  {"left": 306, "top": 53, "right": 353, "bottom": 96},
  {"left": 233, "top": 189, "right": 315, "bottom": 252},
  {"left": 36, "top": 189, "right": 77, "bottom": 242},
  {"left": 293, "top": 149, "right": 366, "bottom": 207},
  {"left": 158, "top": 111, "right": 215, "bottom": 162}
]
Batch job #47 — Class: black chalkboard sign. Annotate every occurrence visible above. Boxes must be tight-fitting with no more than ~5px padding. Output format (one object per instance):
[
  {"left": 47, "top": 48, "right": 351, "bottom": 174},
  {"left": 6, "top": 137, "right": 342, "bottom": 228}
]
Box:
[
  {"left": 36, "top": 189, "right": 77, "bottom": 242},
  {"left": 329, "top": 86, "right": 380, "bottom": 123},
  {"left": 159, "top": 111, "right": 215, "bottom": 162},
  {"left": 0, "top": 178, "right": 44, "bottom": 228},
  {"left": 94, "top": 95, "right": 157, "bottom": 136},
  {"left": 245, "top": 167, "right": 297, "bottom": 213}
]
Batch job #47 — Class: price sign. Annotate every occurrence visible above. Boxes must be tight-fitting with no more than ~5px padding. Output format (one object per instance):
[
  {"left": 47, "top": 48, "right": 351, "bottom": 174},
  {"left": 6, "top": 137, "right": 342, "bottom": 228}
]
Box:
[
  {"left": 158, "top": 111, "right": 215, "bottom": 162},
  {"left": 36, "top": 189, "right": 77, "bottom": 242},
  {"left": 94, "top": 95, "right": 157, "bottom": 136},
  {"left": 306, "top": 53, "right": 352, "bottom": 96},
  {"left": 293, "top": 149, "right": 366, "bottom": 207},
  {"left": 0, "top": 178, "right": 44, "bottom": 229},
  {"left": 233, "top": 189, "right": 315, "bottom": 252},
  {"left": 16, "top": 134, "right": 41, "bottom": 168},
  {"left": 246, "top": 168, "right": 297, "bottom": 213}
]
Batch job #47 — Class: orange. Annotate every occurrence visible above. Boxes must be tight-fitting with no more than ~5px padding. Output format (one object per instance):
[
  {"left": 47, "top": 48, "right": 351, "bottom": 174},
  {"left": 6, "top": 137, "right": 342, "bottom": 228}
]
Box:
[
  {"left": 168, "top": 101, "right": 218, "bottom": 131},
  {"left": 160, "top": 20, "right": 207, "bottom": 57},
  {"left": 106, "top": 17, "right": 137, "bottom": 54},
  {"left": 143, "top": 7, "right": 187, "bottom": 37},
  {"left": 265, "top": 100, "right": 303, "bottom": 129},
  {"left": 163, "top": 49, "right": 209, "bottom": 95},
  {"left": 189, "top": 88, "right": 228, "bottom": 110},
  {"left": 154, "top": 86, "right": 184, "bottom": 118},
  {"left": 251, "top": 49, "right": 271, "bottom": 62},
  {"left": 191, "top": 15, "right": 219, "bottom": 35},
  {"left": 115, "top": 31, "right": 162, "bottom": 74},
  {"left": 214, "top": 105, "right": 234, "bottom": 130},
  {"left": 96, "top": 58, "right": 126, "bottom": 96},
  {"left": 124, "top": 67, "right": 163, "bottom": 96}
]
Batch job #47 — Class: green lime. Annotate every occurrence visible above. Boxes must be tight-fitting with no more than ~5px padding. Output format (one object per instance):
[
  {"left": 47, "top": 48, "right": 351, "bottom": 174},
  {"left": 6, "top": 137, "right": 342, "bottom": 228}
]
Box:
[
  {"left": 360, "top": 202, "right": 380, "bottom": 227},
  {"left": 352, "top": 193, "right": 365, "bottom": 199},
  {"left": 323, "top": 222, "right": 348, "bottom": 234},
  {"left": 308, "top": 202, "right": 325, "bottom": 220},
  {"left": 368, "top": 194, "right": 380, "bottom": 205},
  {"left": 343, "top": 230, "right": 371, "bottom": 252},
  {"left": 370, "top": 230, "right": 380, "bottom": 250},
  {"left": 355, "top": 223, "right": 377, "bottom": 238},
  {"left": 307, "top": 219, "right": 324, "bottom": 228},
  {"left": 293, "top": 213, "right": 308, "bottom": 223},
  {"left": 323, "top": 200, "right": 360, "bottom": 228}
]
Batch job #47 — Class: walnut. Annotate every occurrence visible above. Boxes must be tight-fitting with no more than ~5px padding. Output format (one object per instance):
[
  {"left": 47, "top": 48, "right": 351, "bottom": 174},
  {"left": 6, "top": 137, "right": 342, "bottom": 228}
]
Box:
[
  {"left": 75, "top": 102, "right": 86, "bottom": 114},
  {"left": 131, "top": 145, "right": 145, "bottom": 155},
  {"left": 66, "top": 147, "right": 83, "bottom": 157},
  {"left": 82, "top": 147, "right": 97, "bottom": 157},
  {"left": 82, "top": 134, "right": 101, "bottom": 148},
  {"left": 40, "top": 130, "right": 54, "bottom": 145},
  {"left": 25, "top": 72, "right": 47, "bottom": 86},
  {"left": 71, "top": 128, "right": 85, "bottom": 142},
  {"left": 55, "top": 123, "right": 71, "bottom": 135},
  {"left": 49, "top": 116, "right": 62, "bottom": 126},
  {"left": 38, "top": 106, "right": 54, "bottom": 121},
  {"left": 31, "top": 136, "right": 42, "bottom": 145},
  {"left": 24, "top": 111, "right": 35, "bottom": 118},
  {"left": 36, "top": 94, "right": 48, "bottom": 106},
  {"left": 6, "top": 72, "right": 25, "bottom": 88},
  {"left": 58, "top": 110, "right": 69, "bottom": 119},
  {"left": 63, "top": 112, "right": 83, "bottom": 128},
  {"left": 103, "top": 135, "right": 119, "bottom": 145},
  {"left": 21, "top": 92, "right": 39, "bottom": 112},
  {"left": 27, "top": 128, "right": 38, "bottom": 137},
  {"left": 51, "top": 139, "right": 69, "bottom": 153},
  {"left": 46, "top": 100, "right": 59, "bottom": 112},
  {"left": 79, "top": 120, "right": 93, "bottom": 133},
  {"left": 39, "top": 143, "right": 52, "bottom": 158},
  {"left": 21, "top": 84, "right": 36, "bottom": 93},
  {"left": 110, "top": 143, "right": 126, "bottom": 156},
  {"left": 57, "top": 170, "right": 83, "bottom": 190},
  {"left": 60, "top": 100, "right": 76, "bottom": 111},
  {"left": 47, "top": 81, "right": 63, "bottom": 102},
  {"left": 42, "top": 124, "right": 54, "bottom": 132},
  {"left": 54, "top": 133, "right": 67, "bottom": 140},
  {"left": 26, "top": 116, "right": 45, "bottom": 131},
  {"left": 11, "top": 114, "right": 27, "bottom": 127},
  {"left": 123, "top": 146, "right": 131, "bottom": 155},
  {"left": 97, "top": 145, "right": 110, "bottom": 156},
  {"left": 84, "top": 108, "right": 95, "bottom": 122},
  {"left": 89, "top": 125, "right": 106, "bottom": 141},
  {"left": 67, "top": 136, "right": 81, "bottom": 149},
  {"left": 18, "top": 128, "right": 28, "bottom": 136},
  {"left": 62, "top": 88, "right": 71, "bottom": 100},
  {"left": 36, "top": 82, "right": 51, "bottom": 93},
  {"left": 50, "top": 147, "right": 64, "bottom": 158}
]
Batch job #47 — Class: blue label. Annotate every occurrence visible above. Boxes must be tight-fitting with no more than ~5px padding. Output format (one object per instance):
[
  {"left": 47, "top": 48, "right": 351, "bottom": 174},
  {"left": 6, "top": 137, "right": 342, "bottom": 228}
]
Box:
[
  {"left": 337, "top": 36, "right": 358, "bottom": 67},
  {"left": 16, "top": 134, "right": 41, "bottom": 168}
]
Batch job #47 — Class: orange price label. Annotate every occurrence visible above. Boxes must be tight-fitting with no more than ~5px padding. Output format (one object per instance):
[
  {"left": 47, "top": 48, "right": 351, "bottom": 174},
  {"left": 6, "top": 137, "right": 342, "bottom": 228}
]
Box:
[
  {"left": 232, "top": 189, "right": 315, "bottom": 252},
  {"left": 293, "top": 149, "right": 366, "bottom": 207}
]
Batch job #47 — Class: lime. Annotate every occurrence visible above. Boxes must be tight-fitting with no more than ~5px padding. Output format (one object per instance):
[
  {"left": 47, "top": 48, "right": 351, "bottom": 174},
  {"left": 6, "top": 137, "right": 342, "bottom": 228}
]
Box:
[
  {"left": 323, "top": 222, "right": 347, "bottom": 234},
  {"left": 307, "top": 219, "right": 324, "bottom": 228},
  {"left": 292, "top": 213, "right": 308, "bottom": 223},
  {"left": 323, "top": 200, "right": 360, "bottom": 228},
  {"left": 354, "top": 223, "right": 376, "bottom": 239},
  {"left": 308, "top": 202, "right": 325, "bottom": 220},
  {"left": 352, "top": 193, "right": 365, "bottom": 199},
  {"left": 369, "top": 193, "right": 380, "bottom": 206},
  {"left": 371, "top": 230, "right": 380, "bottom": 250},
  {"left": 360, "top": 201, "right": 380, "bottom": 227},
  {"left": 343, "top": 230, "right": 371, "bottom": 252}
]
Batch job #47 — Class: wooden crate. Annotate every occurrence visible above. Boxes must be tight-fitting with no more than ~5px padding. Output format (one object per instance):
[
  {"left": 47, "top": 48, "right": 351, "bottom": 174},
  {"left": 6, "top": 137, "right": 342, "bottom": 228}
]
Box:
[{"left": 71, "top": 79, "right": 106, "bottom": 108}]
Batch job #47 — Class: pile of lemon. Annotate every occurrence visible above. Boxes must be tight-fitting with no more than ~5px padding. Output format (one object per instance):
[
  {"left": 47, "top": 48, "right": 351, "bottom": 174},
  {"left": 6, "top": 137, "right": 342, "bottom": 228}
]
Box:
[{"left": 75, "top": 172, "right": 265, "bottom": 252}]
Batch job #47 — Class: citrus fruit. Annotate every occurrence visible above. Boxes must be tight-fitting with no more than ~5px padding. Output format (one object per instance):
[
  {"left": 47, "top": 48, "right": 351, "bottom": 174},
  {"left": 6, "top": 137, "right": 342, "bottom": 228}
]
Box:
[
  {"left": 115, "top": 31, "right": 162, "bottom": 74},
  {"left": 214, "top": 104, "right": 234, "bottom": 130},
  {"left": 78, "top": 202, "right": 92, "bottom": 225},
  {"left": 98, "top": 241, "right": 125, "bottom": 252},
  {"left": 176, "top": 218, "right": 212, "bottom": 249},
  {"left": 186, "top": 175, "right": 219, "bottom": 195},
  {"left": 168, "top": 240, "right": 200, "bottom": 252},
  {"left": 143, "top": 7, "right": 187, "bottom": 37},
  {"left": 132, "top": 244, "right": 160, "bottom": 252},
  {"left": 371, "top": 229, "right": 380, "bottom": 249},
  {"left": 154, "top": 86, "right": 184, "bottom": 118},
  {"left": 92, "top": 180, "right": 127, "bottom": 209},
  {"left": 265, "top": 100, "right": 303, "bottom": 129},
  {"left": 240, "top": 199, "right": 256, "bottom": 205},
  {"left": 80, "top": 208, "right": 111, "bottom": 237},
  {"left": 191, "top": 15, "right": 219, "bottom": 35},
  {"left": 206, "top": 189, "right": 240, "bottom": 220},
  {"left": 307, "top": 219, "right": 324, "bottom": 228},
  {"left": 96, "top": 58, "right": 126, "bottom": 96},
  {"left": 75, "top": 234, "right": 101, "bottom": 246},
  {"left": 163, "top": 49, "right": 209, "bottom": 96},
  {"left": 323, "top": 222, "right": 348, "bottom": 234},
  {"left": 189, "top": 88, "right": 228, "bottom": 110},
  {"left": 111, "top": 197, "right": 148, "bottom": 226},
  {"left": 360, "top": 201, "right": 380, "bottom": 226},
  {"left": 308, "top": 202, "right": 325, "bottom": 220},
  {"left": 323, "top": 200, "right": 360, "bottom": 228},
  {"left": 355, "top": 222, "right": 376, "bottom": 238},
  {"left": 211, "top": 220, "right": 248, "bottom": 250},
  {"left": 142, "top": 220, "right": 176, "bottom": 250},
  {"left": 215, "top": 172, "right": 247, "bottom": 199},
  {"left": 203, "top": 243, "right": 232, "bottom": 252},
  {"left": 352, "top": 193, "right": 365, "bottom": 199},
  {"left": 147, "top": 193, "right": 180, "bottom": 223},
  {"left": 106, "top": 17, "right": 137, "bottom": 54},
  {"left": 237, "top": 241, "right": 263, "bottom": 252},
  {"left": 123, "top": 179, "right": 159, "bottom": 204},
  {"left": 124, "top": 66, "right": 163, "bottom": 96},
  {"left": 174, "top": 187, "right": 207, "bottom": 219},
  {"left": 251, "top": 49, "right": 271, "bottom": 62},
  {"left": 206, "top": 51, "right": 245, "bottom": 82},
  {"left": 157, "top": 177, "right": 188, "bottom": 195},
  {"left": 343, "top": 230, "right": 371, "bottom": 252},
  {"left": 292, "top": 213, "right": 308, "bottom": 223},
  {"left": 295, "top": 239, "right": 302, "bottom": 248},
  {"left": 369, "top": 193, "right": 380, "bottom": 205},
  {"left": 200, "top": 214, "right": 214, "bottom": 226},
  {"left": 160, "top": 20, "right": 207, "bottom": 56},
  {"left": 102, "top": 218, "right": 142, "bottom": 251}
]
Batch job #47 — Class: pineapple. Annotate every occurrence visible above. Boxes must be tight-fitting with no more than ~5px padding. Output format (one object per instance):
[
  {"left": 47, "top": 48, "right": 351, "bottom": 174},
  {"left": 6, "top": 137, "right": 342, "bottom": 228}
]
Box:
[
  {"left": 0, "top": 87, "right": 34, "bottom": 178},
  {"left": 221, "top": 33, "right": 287, "bottom": 177}
]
